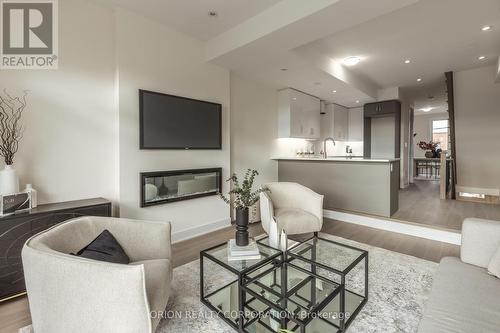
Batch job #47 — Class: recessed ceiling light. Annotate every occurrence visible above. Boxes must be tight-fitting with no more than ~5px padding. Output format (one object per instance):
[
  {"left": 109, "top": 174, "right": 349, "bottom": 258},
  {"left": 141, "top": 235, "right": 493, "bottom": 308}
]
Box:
[
  {"left": 208, "top": 11, "right": 218, "bottom": 17},
  {"left": 481, "top": 25, "right": 491, "bottom": 31},
  {"left": 342, "top": 56, "right": 361, "bottom": 66},
  {"left": 355, "top": 100, "right": 360, "bottom": 103},
  {"left": 280, "top": 68, "right": 288, "bottom": 71},
  {"left": 417, "top": 78, "right": 422, "bottom": 82},
  {"left": 292, "top": 97, "right": 297, "bottom": 100},
  {"left": 404, "top": 59, "right": 411, "bottom": 64},
  {"left": 420, "top": 107, "right": 433, "bottom": 112},
  {"left": 332, "top": 90, "right": 337, "bottom": 93},
  {"left": 478, "top": 56, "right": 487, "bottom": 60}
]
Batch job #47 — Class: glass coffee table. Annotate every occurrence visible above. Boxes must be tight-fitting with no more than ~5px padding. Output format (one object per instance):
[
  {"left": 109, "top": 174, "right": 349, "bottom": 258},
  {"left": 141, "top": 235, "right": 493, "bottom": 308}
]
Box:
[
  {"left": 200, "top": 240, "right": 283, "bottom": 331},
  {"left": 200, "top": 235, "right": 368, "bottom": 332}
]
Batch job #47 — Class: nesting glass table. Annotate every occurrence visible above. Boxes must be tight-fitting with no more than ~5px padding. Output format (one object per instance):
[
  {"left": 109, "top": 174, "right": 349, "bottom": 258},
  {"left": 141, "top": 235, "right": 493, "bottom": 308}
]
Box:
[{"left": 200, "top": 235, "right": 368, "bottom": 333}]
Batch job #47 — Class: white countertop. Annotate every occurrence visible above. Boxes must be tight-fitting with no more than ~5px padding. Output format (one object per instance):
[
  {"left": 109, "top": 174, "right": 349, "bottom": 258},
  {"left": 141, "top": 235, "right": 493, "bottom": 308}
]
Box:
[{"left": 272, "top": 156, "right": 400, "bottom": 163}]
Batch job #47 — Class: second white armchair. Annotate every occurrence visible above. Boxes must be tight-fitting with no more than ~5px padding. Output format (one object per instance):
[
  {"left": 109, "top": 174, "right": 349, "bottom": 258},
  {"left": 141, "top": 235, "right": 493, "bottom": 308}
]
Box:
[{"left": 260, "top": 182, "right": 324, "bottom": 247}]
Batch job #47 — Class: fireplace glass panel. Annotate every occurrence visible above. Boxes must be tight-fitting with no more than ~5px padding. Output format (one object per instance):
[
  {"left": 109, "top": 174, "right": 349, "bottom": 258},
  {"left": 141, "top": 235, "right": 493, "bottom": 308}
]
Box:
[{"left": 141, "top": 168, "right": 222, "bottom": 207}]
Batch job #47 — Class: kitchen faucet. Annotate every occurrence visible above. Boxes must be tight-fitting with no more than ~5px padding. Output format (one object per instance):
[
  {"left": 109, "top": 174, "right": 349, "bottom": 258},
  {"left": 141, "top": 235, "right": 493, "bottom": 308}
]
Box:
[
  {"left": 346, "top": 145, "right": 353, "bottom": 158},
  {"left": 323, "top": 137, "right": 336, "bottom": 158}
]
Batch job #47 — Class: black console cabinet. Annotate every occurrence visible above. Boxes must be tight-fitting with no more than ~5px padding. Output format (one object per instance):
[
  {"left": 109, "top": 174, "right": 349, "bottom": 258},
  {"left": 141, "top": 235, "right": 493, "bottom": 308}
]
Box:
[{"left": 0, "top": 198, "right": 111, "bottom": 302}]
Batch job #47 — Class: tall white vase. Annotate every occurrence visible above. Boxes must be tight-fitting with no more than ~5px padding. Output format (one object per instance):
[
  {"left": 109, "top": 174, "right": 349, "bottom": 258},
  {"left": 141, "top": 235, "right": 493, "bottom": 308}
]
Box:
[
  {"left": 0, "top": 165, "right": 20, "bottom": 195},
  {"left": 268, "top": 219, "right": 280, "bottom": 249}
]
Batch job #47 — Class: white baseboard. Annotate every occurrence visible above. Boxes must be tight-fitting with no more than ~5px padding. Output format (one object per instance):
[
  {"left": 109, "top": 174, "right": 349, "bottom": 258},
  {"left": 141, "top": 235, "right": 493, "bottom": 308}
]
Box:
[
  {"left": 19, "top": 325, "right": 33, "bottom": 333},
  {"left": 172, "top": 217, "right": 231, "bottom": 243},
  {"left": 456, "top": 185, "right": 500, "bottom": 196},
  {"left": 323, "top": 209, "right": 462, "bottom": 245}
]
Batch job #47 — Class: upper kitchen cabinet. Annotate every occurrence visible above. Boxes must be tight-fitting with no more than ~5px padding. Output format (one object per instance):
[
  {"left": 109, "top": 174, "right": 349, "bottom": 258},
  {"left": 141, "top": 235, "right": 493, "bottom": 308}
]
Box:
[
  {"left": 321, "top": 103, "right": 349, "bottom": 141},
  {"left": 348, "top": 107, "right": 364, "bottom": 141},
  {"left": 278, "top": 88, "right": 321, "bottom": 139},
  {"left": 364, "top": 100, "right": 400, "bottom": 116}
]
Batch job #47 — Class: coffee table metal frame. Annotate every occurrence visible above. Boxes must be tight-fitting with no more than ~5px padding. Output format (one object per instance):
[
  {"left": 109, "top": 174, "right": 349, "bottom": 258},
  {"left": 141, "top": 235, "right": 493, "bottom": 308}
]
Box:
[
  {"left": 200, "top": 241, "right": 283, "bottom": 332},
  {"left": 200, "top": 234, "right": 368, "bottom": 333},
  {"left": 283, "top": 235, "right": 368, "bottom": 332}
]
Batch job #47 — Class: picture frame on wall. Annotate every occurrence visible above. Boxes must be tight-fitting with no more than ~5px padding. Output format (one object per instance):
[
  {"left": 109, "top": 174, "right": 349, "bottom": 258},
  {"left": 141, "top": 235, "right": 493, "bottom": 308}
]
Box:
[{"left": 0, "top": 192, "right": 32, "bottom": 216}]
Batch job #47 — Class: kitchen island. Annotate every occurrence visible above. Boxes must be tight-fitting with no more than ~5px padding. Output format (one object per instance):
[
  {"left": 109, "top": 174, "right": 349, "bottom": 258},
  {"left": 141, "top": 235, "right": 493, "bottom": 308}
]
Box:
[{"left": 274, "top": 157, "right": 400, "bottom": 217}]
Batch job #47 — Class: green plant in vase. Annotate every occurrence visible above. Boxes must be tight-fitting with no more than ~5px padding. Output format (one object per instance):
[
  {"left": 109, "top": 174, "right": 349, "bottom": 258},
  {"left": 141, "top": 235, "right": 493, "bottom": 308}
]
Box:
[{"left": 219, "top": 169, "right": 269, "bottom": 246}]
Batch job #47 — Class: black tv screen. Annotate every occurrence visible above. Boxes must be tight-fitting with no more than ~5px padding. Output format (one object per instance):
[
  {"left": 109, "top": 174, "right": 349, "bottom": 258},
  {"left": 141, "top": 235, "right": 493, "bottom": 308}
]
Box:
[{"left": 139, "top": 90, "right": 222, "bottom": 149}]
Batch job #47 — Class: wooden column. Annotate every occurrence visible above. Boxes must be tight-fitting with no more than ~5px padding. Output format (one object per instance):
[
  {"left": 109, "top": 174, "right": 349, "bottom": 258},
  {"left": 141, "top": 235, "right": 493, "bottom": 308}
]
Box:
[{"left": 445, "top": 71, "right": 457, "bottom": 199}]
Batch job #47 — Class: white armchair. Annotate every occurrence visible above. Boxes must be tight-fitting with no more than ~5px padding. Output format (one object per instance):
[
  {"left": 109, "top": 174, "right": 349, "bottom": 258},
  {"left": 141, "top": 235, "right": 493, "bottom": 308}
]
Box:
[
  {"left": 260, "top": 182, "right": 324, "bottom": 247},
  {"left": 21, "top": 216, "right": 172, "bottom": 333}
]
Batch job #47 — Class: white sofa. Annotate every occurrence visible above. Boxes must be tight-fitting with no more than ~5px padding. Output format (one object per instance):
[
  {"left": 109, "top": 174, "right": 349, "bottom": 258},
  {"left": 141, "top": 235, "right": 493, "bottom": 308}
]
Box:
[
  {"left": 260, "top": 182, "right": 324, "bottom": 238},
  {"left": 418, "top": 218, "right": 500, "bottom": 332},
  {"left": 21, "top": 216, "right": 172, "bottom": 333}
]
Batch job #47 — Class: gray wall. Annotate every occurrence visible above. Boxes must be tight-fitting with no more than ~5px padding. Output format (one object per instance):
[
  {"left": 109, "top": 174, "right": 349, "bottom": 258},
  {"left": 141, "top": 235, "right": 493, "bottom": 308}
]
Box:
[
  {"left": 230, "top": 74, "right": 279, "bottom": 184},
  {"left": 454, "top": 65, "right": 500, "bottom": 192},
  {"left": 278, "top": 160, "right": 399, "bottom": 217}
]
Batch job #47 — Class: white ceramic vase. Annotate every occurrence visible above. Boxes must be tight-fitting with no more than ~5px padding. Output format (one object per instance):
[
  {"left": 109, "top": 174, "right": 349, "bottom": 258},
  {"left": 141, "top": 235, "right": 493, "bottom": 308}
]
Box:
[
  {"left": 0, "top": 165, "right": 20, "bottom": 195},
  {"left": 268, "top": 219, "right": 279, "bottom": 248}
]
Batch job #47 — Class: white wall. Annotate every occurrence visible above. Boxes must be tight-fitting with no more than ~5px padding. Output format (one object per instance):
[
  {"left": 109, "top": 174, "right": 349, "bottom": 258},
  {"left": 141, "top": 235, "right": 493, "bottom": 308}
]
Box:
[
  {"left": 454, "top": 65, "right": 500, "bottom": 192},
  {"left": 115, "top": 8, "right": 231, "bottom": 241},
  {"left": 413, "top": 112, "right": 449, "bottom": 158},
  {"left": 230, "top": 74, "right": 278, "bottom": 185},
  {"left": 0, "top": 0, "right": 117, "bottom": 205},
  {"left": 377, "top": 87, "right": 400, "bottom": 101}
]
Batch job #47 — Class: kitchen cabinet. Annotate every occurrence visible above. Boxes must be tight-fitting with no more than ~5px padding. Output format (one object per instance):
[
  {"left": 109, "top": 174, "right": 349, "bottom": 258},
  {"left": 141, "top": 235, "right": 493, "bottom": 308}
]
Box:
[
  {"left": 363, "top": 100, "right": 401, "bottom": 158},
  {"left": 364, "top": 100, "right": 400, "bottom": 116},
  {"left": 333, "top": 104, "right": 349, "bottom": 141},
  {"left": 278, "top": 88, "right": 321, "bottom": 139},
  {"left": 321, "top": 103, "right": 349, "bottom": 141},
  {"left": 348, "top": 107, "right": 364, "bottom": 141}
]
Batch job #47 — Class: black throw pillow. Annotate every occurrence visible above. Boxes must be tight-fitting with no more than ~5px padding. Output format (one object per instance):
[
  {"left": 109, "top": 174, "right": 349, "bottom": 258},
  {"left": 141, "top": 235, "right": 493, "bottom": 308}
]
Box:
[{"left": 73, "top": 230, "right": 130, "bottom": 264}]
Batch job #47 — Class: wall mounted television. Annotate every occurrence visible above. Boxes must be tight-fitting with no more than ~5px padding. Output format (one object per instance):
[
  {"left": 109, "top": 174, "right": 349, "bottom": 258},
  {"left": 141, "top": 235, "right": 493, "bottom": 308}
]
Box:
[{"left": 139, "top": 89, "right": 222, "bottom": 149}]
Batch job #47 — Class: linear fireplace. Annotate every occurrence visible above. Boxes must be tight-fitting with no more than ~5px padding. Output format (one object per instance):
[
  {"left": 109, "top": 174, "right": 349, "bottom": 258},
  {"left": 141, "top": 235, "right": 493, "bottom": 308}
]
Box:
[{"left": 140, "top": 168, "right": 222, "bottom": 207}]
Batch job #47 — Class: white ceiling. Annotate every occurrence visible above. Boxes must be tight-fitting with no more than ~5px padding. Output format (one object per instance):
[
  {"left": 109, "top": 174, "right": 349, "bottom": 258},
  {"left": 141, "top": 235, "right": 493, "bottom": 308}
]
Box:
[
  {"left": 402, "top": 77, "right": 448, "bottom": 115},
  {"left": 93, "top": 0, "right": 281, "bottom": 41},
  {"left": 308, "top": 0, "right": 500, "bottom": 91},
  {"left": 95, "top": 0, "right": 500, "bottom": 108}
]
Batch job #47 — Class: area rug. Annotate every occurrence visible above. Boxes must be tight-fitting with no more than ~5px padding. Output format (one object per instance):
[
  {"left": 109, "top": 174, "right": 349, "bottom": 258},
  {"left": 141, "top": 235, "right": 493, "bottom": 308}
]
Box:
[{"left": 157, "top": 234, "right": 438, "bottom": 333}]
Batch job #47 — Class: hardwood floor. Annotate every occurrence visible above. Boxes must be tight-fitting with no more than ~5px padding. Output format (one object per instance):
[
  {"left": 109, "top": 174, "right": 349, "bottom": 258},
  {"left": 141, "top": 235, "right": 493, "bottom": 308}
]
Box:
[
  {"left": 0, "top": 219, "right": 459, "bottom": 333},
  {"left": 322, "top": 218, "right": 459, "bottom": 262},
  {"left": 393, "top": 179, "right": 500, "bottom": 230}
]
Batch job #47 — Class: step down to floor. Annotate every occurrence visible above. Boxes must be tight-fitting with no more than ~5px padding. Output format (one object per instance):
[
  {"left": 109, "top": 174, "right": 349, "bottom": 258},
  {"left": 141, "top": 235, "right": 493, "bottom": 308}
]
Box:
[{"left": 324, "top": 209, "right": 461, "bottom": 245}]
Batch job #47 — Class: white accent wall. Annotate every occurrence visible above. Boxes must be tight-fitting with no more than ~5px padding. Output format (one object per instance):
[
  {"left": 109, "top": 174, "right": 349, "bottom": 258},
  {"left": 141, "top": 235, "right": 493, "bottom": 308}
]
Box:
[
  {"left": 0, "top": 0, "right": 232, "bottom": 241},
  {"left": 454, "top": 65, "right": 500, "bottom": 193},
  {"left": 0, "top": 0, "right": 117, "bottom": 205},
  {"left": 115, "top": 8, "right": 231, "bottom": 241}
]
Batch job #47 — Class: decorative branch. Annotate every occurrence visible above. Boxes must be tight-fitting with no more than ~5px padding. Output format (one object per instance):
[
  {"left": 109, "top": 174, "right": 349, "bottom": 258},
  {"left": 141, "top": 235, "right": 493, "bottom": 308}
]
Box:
[
  {"left": 218, "top": 169, "right": 269, "bottom": 209},
  {"left": 0, "top": 90, "right": 28, "bottom": 165}
]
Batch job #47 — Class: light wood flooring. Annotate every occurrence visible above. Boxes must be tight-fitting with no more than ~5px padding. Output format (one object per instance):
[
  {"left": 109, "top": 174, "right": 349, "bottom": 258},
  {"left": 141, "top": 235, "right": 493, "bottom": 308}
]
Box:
[
  {"left": 393, "top": 180, "right": 500, "bottom": 230},
  {"left": 0, "top": 219, "right": 459, "bottom": 333}
]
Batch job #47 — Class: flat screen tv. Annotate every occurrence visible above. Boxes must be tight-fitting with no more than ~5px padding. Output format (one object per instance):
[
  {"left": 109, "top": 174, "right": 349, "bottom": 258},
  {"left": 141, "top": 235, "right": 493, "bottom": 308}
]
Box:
[{"left": 139, "top": 90, "right": 222, "bottom": 149}]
